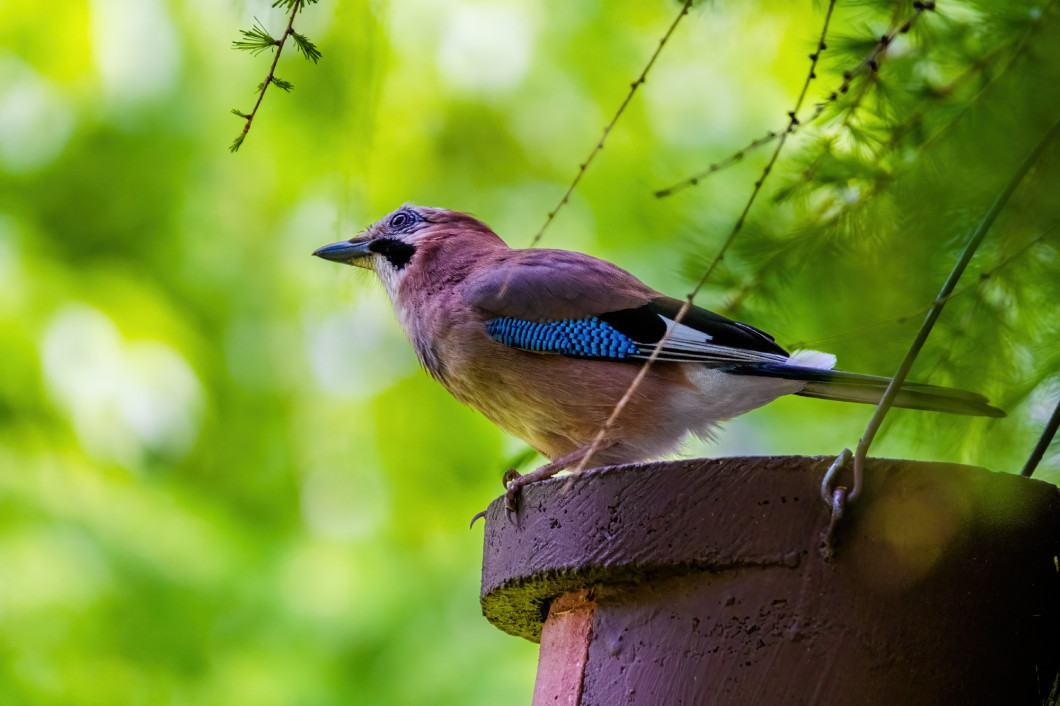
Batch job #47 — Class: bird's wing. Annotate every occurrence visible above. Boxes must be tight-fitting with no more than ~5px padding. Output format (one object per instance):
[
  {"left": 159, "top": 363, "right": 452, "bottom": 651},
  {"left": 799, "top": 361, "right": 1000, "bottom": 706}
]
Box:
[
  {"left": 622, "top": 296, "right": 791, "bottom": 364},
  {"left": 463, "top": 248, "right": 656, "bottom": 320},
  {"left": 464, "top": 250, "right": 789, "bottom": 365}
]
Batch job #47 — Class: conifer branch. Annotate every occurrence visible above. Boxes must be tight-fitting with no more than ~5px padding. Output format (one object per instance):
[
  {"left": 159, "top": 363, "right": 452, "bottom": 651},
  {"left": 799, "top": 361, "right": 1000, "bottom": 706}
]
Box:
[
  {"left": 699, "top": 2, "right": 1058, "bottom": 437},
  {"left": 885, "top": 41, "right": 1013, "bottom": 152},
  {"left": 906, "top": 0, "right": 1053, "bottom": 159},
  {"left": 655, "top": 0, "right": 837, "bottom": 198},
  {"left": 846, "top": 114, "right": 1060, "bottom": 501},
  {"left": 291, "top": 31, "right": 322, "bottom": 63},
  {"left": 656, "top": 1, "right": 932, "bottom": 198},
  {"left": 233, "top": 21, "right": 280, "bottom": 56},
  {"left": 567, "top": 2, "right": 945, "bottom": 479},
  {"left": 229, "top": 0, "right": 322, "bottom": 153},
  {"left": 782, "top": 233, "right": 1049, "bottom": 350},
  {"left": 654, "top": 130, "right": 780, "bottom": 199},
  {"left": 666, "top": 3, "right": 942, "bottom": 337},
  {"left": 728, "top": 3, "right": 1050, "bottom": 324},
  {"left": 527, "top": 0, "right": 693, "bottom": 248},
  {"left": 799, "top": 2, "right": 1051, "bottom": 207}
]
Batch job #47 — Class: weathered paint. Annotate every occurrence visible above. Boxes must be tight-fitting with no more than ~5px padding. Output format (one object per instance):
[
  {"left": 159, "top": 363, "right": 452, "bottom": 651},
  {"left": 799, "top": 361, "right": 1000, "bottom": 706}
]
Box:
[{"left": 480, "top": 456, "right": 1060, "bottom": 705}]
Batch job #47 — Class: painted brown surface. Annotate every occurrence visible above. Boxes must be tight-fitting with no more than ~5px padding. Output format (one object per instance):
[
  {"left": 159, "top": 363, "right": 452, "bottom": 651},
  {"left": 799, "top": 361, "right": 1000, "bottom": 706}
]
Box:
[
  {"left": 531, "top": 590, "right": 595, "bottom": 706},
  {"left": 479, "top": 456, "right": 1060, "bottom": 705}
]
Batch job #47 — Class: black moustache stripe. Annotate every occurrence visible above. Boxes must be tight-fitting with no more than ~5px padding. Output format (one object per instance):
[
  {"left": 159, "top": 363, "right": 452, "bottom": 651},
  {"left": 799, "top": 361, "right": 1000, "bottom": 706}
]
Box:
[{"left": 368, "top": 238, "right": 416, "bottom": 270}]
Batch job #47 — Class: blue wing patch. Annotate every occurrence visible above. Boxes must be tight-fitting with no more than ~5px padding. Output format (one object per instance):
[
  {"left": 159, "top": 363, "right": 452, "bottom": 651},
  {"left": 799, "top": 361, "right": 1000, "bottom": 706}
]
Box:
[{"left": 486, "top": 317, "right": 641, "bottom": 359}]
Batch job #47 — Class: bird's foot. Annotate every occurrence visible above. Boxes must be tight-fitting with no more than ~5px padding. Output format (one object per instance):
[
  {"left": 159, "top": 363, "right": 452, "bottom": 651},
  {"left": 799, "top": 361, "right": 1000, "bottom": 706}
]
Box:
[
  {"left": 502, "top": 459, "right": 577, "bottom": 522},
  {"left": 501, "top": 469, "right": 525, "bottom": 524},
  {"left": 501, "top": 468, "right": 521, "bottom": 488},
  {"left": 504, "top": 473, "right": 532, "bottom": 518},
  {"left": 489, "top": 448, "right": 600, "bottom": 525},
  {"left": 467, "top": 468, "right": 535, "bottom": 528}
]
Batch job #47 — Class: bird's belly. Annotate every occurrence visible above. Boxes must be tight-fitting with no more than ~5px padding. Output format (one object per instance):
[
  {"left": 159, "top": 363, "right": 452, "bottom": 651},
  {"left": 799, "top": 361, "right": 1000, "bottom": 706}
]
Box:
[
  {"left": 436, "top": 345, "right": 703, "bottom": 463},
  {"left": 682, "top": 367, "right": 804, "bottom": 420}
]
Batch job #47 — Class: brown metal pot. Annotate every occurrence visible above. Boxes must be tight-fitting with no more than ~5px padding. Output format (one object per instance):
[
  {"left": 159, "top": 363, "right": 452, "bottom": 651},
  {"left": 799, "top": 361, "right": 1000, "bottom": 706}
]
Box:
[{"left": 479, "top": 456, "right": 1060, "bottom": 705}]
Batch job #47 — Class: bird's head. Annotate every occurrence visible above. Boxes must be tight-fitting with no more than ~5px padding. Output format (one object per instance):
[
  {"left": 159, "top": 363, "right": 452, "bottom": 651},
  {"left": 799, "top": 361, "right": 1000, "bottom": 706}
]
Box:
[{"left": 312, "top": 204, "right": 505, "bottom": 286}]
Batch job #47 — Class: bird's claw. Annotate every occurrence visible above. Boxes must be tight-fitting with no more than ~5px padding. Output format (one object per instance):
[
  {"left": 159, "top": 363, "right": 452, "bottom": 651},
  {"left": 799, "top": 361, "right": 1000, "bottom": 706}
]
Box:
[
  {"left": 502, "top": 468, "right": 523, "bottom": 523},
  {"left": 504, "top": 473, "right": 526, "bottom": 524},
  {"left": 504, "top": 486, "right": 519, "bottom": 513},
  {"left": 469, "top": 469, "right": 525, "bottom": 528}
]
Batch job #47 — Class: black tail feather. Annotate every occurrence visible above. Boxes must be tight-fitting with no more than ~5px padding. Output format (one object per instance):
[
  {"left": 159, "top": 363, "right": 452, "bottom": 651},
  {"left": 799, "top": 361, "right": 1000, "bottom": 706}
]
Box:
[{"left": 726, "top": 363, "right": 1005, "bottom": 418}]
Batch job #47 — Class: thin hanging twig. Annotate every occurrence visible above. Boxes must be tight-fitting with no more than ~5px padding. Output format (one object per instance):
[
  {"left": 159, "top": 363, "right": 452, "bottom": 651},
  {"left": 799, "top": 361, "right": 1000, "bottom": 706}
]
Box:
[
  {"left": 230, "top": 0, "right": 321, "bottom": 152},
  {"left": 527, "top": 0, "right": 693, "bottom": 248},
  {"left": 655, "top": 1, "right": 932, "bottom": 198},
  {"left": 722, "top": 4, "right": 1054, "bottom": 327},
  {"left": 784, "top": 232, "right": 1049, "bottom": 350},
  {"left": 838, "top": 115, "right": 1060, "bottom": 502},
  {"left": 654, "top": 130, "right": 781, "bottom": 198},
  {"left": 910, "top": 1, "right": 1053, "bottom": 158},
  {"left": 566, "top": 1, "right": 840, "bottom": 481}
]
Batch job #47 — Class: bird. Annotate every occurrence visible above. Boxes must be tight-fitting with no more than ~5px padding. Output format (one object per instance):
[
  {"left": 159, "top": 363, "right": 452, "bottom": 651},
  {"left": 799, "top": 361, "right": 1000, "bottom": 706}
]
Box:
[{"left": 313, "top": 204, "right": 1004, "bottom": 514}]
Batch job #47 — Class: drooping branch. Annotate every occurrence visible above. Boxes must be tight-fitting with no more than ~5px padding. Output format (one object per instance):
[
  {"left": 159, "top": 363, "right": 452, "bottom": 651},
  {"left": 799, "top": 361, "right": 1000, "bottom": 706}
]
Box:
[
  {"left": 569, "top": 1, "right": 845, "bottom": 479},
  {"left": 843, "top": 116, "right": 1060, "bottom": 500},
  {"left": 719, "top": 2, "right": 1053, "bottom": 325},
  {"left": 526, "top": 0, "right": 693, "bottom": 248},
  {"left": 230, "top": 0, "right": 322, "bottom": 153},
  {"left": 783, "top": 232, "right": 1050, "bottom": 350},
  {"left": 655, "top": 1, "right": 933, "bottom": 198}
]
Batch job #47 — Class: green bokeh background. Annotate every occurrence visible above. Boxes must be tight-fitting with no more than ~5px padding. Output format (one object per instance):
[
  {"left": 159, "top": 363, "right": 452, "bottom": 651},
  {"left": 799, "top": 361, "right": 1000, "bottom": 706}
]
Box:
[{"left": 1, "top": 0, "right": 1058, "bottom": 703}]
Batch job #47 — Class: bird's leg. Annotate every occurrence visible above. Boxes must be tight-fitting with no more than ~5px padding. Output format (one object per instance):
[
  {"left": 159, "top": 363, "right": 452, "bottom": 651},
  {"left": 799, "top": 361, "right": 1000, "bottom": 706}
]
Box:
[
  {"left": 504, "top": 444, "right": 609, "bottom": 516},
  {"left": 467, "top": 445, "right": 614, "bottom": 527},
  {"left": 469, "top": 465, "right": 544, "bottom": 529}
]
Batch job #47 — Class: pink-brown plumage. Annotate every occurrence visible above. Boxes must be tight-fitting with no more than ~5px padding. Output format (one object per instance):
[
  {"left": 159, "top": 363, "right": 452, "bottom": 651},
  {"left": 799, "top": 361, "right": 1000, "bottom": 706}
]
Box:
[
  {"left": 380, "top": 210, "right": 693, "bottom": 465},
  {"left": 313, "top": 204, "right": 1005, "bottom": 510}
]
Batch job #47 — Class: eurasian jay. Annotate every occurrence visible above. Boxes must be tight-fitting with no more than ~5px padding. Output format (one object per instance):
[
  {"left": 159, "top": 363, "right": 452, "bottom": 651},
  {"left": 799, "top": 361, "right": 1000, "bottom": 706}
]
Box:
[{"left": 313, "top": 204, "right": 1004, "bottom": 511}]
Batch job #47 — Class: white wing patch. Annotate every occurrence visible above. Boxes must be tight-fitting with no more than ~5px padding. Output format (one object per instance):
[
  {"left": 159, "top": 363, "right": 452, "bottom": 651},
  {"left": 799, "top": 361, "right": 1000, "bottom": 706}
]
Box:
[
  {"left": 630, "top": 315, "right": 790, "bottom": 364},
  {"left": 662, "top": 317, "right": 712, "bottom": 349},
  {"left": 789, "top": 349, "right": 838, "bottom": 370}
]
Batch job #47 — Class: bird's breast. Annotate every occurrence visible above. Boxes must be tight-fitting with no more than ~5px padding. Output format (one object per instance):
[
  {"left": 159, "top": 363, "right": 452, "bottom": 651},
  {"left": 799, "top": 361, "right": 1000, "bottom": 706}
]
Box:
[{"left": 427, "top": 325, "right": 702, "bottom": 461}]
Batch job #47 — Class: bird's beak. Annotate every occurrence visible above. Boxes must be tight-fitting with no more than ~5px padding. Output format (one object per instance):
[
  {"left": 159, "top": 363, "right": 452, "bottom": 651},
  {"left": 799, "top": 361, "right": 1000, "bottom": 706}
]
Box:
[{"left": 312, "top": 238, "right": 373, "bottom": 266}]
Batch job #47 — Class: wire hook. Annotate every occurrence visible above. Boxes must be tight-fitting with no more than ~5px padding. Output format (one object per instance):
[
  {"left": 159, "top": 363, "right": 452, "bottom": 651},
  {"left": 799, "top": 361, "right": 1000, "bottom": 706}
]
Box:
[{"left": 820, "top": 448, "right": 852, "bottom": 504}]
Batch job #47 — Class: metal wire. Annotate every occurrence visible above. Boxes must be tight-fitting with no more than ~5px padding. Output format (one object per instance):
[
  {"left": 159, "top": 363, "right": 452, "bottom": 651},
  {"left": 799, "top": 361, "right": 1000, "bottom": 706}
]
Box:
[
  {"left": 1021, "top": 396, "right": 1060, "bottom": 478},
  {"left": 839, "top": 116, "right": 1060, "bottom": 503}
]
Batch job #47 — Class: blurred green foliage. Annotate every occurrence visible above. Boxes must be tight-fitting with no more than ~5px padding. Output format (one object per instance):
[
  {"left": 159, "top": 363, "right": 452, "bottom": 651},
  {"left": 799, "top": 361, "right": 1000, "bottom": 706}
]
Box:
[{"left": 0, "top": 0, "right": 1057, "bottom": 703}]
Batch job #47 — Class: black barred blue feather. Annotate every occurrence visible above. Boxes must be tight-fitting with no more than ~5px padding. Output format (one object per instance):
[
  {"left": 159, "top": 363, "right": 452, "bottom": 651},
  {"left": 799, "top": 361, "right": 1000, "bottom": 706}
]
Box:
[
  {"left": 486, "top": 317, "right": 641, "bottom": 359},
  {"left": 486, "top": 300, "right": 792, "bottom": 367}
]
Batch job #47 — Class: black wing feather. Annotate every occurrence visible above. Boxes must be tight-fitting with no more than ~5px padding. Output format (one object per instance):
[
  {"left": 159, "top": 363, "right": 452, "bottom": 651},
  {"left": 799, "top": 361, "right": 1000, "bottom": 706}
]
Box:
[
  {"left": 594, "top": 298, "right": 789, "bottom": 364},
  {"left": 647, "top": 297, "right": 788, "bottom": 356}
]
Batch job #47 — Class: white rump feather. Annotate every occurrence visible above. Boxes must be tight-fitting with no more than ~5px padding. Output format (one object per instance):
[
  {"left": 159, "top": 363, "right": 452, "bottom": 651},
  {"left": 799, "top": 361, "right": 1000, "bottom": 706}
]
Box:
[{"left": 789, "top": 349, "right": 837, "bottom": 370}]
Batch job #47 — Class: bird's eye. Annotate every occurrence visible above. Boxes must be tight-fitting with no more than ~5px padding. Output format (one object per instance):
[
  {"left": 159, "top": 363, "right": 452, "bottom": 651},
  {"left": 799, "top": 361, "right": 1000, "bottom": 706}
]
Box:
[{"left": 390, "top": 212, "right": 411, "bottom": 229}]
